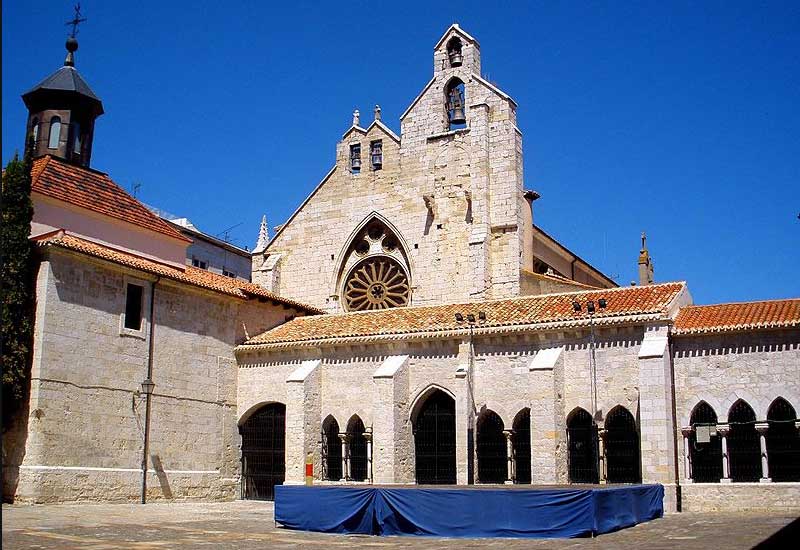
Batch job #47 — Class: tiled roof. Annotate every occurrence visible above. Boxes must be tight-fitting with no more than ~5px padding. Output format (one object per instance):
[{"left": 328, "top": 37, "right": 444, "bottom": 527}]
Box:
[
  {"left": 35, "top": 232, "right": 323, "bottom": 314},
  {"left": 240, "top": 282, "right": 687, "bottom": 349},
  {"left": 673, "top": 299, "right": 800, "bottom": 335},
  {"left": 31, "top": 156, "right": 190, "bottom": 243}
]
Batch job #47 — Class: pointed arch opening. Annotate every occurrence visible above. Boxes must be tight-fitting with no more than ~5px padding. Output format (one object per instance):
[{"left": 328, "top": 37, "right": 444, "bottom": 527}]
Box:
[
  {"left": 689, "top": 401, "right": 722, "bottom": 482},
  {"left": 727, "top": 400, "right": 760, "bottom": 482},
  {"left": 445, "top": 77, "right": 466, "bottom": 130},
  {"left": 567, "top": 408, "right": 599, "bottom": 484},
  {"left": 446, "top": 36, "right": 463, "bottom": 67},
  {"left": 477, "top": 410, "right": 506, "bottom": 483},
  {"left": 347, "top": 415, "right": 368, "bottom": 481},
  {"left": 413, "top": 389, "right": 456, "bottom": 484},
  {"left": 605, "top": 406, "right": 641, "bottom": 483},
  {"left": 512, "top": 408, "right": 531, "bottom": 484},
  {"left": 321, "top": 415, "right": 342, "bottom": 481},
  {"left": 239, "top": 402, "right": 285, "bottom": 500},
  {"left": 337, "top": 216, "right": 411, "bottom": 312},
  {"left": 767, "top": 398, "right": 800, "bottom": 482}
]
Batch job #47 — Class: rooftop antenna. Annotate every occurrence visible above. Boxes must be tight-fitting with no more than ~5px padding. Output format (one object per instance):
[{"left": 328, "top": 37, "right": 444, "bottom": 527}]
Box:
[
  {"left": 66, "top": 3, "right": 86, "bottom": 38},
  {"left": 216, "top": 222, "right": 243, "bottom": 243}
]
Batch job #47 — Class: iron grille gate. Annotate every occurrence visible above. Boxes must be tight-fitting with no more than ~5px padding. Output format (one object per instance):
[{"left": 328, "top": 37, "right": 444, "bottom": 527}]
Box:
[
  {"left": 767, "top": 399, "right": 800, "bottom": 482},
  {"left": 321, "top": 419, "right": 342, "bottom": 481},
  {"left": 414, "top": 391, "right": 456, "bottom": 484},
  {"left": 568, "top": 409, "right": 599, "bottom": 484},
  {"left": 240, "top": 403, "right": 285, "bottom": 500},
  {"left": 349, "top": 417, "right": 368, "bottom": 481},
  {"left": 690, "top": 402, "right": 722, "bottom": 482},
  {"left": 605, "top": 408, "right": 641, "bottom": 483},
  {"left": 477, "top": 411, "right": 507, "bottom": 483}
]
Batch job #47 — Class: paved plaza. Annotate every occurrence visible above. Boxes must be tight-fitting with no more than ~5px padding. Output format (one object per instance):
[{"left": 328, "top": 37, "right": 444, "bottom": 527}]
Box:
[{"left": 2, "top": 500, "right": 798, "bottom": 549}]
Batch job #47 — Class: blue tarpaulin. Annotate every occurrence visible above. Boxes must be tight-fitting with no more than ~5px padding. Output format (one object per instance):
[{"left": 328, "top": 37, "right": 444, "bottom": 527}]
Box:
[{"left": 274, "top": 484, "right": 663, "bottom": 538}]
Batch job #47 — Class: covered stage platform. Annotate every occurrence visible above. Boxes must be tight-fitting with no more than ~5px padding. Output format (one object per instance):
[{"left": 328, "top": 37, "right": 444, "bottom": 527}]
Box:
[{"left": 274, "top": 483, "right": 664, "bottom": 539}]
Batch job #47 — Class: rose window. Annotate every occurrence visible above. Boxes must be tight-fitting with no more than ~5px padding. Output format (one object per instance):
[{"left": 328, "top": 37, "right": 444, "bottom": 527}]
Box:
[{"left": 343, "top": 256, "right": 410, "bottom": 311}]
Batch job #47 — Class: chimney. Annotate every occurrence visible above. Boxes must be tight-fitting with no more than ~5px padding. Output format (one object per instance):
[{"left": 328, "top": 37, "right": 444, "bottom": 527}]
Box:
[{"left": 638, "top": 232, "right": 654, "bottom": 286}]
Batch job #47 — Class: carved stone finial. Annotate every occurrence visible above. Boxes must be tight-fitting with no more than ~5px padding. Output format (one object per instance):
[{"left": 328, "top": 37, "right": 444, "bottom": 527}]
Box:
[
  {"left": 353, "top": 109, "right": 360, "bottom": 127},
  {"left": 253, "top": 215, "right": 270, "bottom": 254},
  {"left": 374, "top": 104, "right": 381, "bottom": 121}
]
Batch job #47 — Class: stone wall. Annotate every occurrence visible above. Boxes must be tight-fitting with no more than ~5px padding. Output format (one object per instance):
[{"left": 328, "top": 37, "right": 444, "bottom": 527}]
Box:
[
  {"left": 681, "top": 483, "right": 800, "bottom": 513},
  {"left": 3, "top": 249, "right": 298, "bottom": 504}
]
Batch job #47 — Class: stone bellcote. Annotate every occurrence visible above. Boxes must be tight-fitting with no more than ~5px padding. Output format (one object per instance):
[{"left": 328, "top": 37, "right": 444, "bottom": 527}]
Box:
[
  {"left": 22, "top": 36, "right": 104, "bottom": 168},
  {"left": 433, "top": 24, "right": 481, "bottom": 76}
]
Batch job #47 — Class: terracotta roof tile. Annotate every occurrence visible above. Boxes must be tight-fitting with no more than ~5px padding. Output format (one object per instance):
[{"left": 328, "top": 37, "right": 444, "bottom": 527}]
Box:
[
  {"left": 241, "top": 282, "right": 687, "bottom": 349},
  {"left": 673, "top": 299, "right": 800, "bottom": 335},
  {"left": 31, "top": 156, "right": 190, "bottom": 243},
  {"left": 35, "top": 232, "right": 322, "bottom": 314}
]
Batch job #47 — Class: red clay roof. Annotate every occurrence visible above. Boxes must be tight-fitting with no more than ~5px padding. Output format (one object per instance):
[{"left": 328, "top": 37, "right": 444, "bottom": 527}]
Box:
[
  {"left": 35, "top": 231, "right": 322, "bottom": 314},
  {"left": 31, "top": 155, "right": 190, "bottom": 243},
  {"left": 674, "top": 299, "right": 800, "bottom": 335},
  {"left": 240, "top": 282, "right": 686, "bottom": 349}
]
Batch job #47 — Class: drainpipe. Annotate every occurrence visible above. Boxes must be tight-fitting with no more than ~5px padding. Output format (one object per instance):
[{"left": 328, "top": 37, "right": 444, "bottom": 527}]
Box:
[{"left": 141, "top": 277, "right": 159, "bottom": 504}]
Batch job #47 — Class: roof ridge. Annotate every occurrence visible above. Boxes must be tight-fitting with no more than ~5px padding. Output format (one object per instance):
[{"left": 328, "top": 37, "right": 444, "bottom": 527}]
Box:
[{"left": 682, "top": 297, "right": 800, "bottom": 309}]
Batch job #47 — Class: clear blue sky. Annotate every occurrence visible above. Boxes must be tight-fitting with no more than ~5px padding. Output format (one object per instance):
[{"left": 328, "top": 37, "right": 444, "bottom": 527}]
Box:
[{"left": 3, "top": 1, "right": 799, "bottom": 305}]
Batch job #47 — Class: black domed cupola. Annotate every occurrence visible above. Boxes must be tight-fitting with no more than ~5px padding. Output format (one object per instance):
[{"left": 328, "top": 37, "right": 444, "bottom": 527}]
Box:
[{"left": 22, "top": 19, "right": 104, "bottom": 167}]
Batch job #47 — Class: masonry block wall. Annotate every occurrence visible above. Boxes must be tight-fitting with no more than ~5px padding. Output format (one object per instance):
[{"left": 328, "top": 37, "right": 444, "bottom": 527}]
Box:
[{"left": 3, "top": 249, "right": 298, "bottom": 504}]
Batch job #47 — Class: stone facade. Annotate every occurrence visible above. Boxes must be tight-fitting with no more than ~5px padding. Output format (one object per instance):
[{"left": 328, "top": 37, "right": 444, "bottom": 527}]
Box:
[{"left": 2, "top": 248, "right": 302, "bottom": 504}]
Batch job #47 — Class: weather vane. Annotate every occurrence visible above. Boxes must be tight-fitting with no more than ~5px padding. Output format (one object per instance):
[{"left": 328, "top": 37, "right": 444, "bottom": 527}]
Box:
[{"left": 65, "top": 3, "right": 86, "bottom": 38}]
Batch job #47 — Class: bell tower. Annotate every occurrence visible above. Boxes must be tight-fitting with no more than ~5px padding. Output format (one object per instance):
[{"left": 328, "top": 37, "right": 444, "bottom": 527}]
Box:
[{"left": 22, "top": 7, "right": 103, "bottom": 167}]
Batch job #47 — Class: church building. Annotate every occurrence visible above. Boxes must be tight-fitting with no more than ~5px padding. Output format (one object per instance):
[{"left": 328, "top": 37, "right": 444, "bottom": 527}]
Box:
[{"left": 3, "top": 25, "right": 799, "bottom": 514}]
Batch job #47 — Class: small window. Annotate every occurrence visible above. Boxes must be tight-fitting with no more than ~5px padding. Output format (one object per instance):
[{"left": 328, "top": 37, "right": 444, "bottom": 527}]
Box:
[
  {"left": 71, "top": 121, "right": 82, "bottom": 156},
  {"left": 350, "top": 144, "right": 361, "bottom": 174},
  {"left": 370, "top": 140, "right": 382, "bottom": 170},
  {"left": 124, "top": 283, "right": 144, "bottom": 330},
  {"left": 192, "top": 258, "right": 208, "bottom": 270},
  {"left": 30, "top": 118, "right": 39, "bottom": 145},
  {"left": 48, "top": 117, "right": 62, "bottom": 149},
  {"left": 222, "top": 268, "right": 235, "bottom": 278}
]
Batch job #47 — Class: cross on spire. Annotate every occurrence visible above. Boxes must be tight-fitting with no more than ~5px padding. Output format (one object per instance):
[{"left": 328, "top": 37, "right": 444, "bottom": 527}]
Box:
[{"left": 66, "top": 3, "right": 86, "bottom": 38}]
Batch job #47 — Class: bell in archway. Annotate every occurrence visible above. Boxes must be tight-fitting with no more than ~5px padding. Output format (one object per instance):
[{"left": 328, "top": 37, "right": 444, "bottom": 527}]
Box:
[
  {"left": 448, "top": 48, "right": 463, "bottom": 67},
  {"left": 448, "top": 86, "right": 466, "bottom": 125}
]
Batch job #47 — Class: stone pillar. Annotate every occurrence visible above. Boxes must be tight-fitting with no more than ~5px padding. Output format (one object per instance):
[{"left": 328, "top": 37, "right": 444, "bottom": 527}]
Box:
[
  {"left": 718, "top": 425, "right": 731, "bottom": 483},
  {"left": 372, "top": 355, "right": 410, "bottom": 483},
  {"left": 755, "top": 423, "right": 771, "bottom": 483},
  {"left": 529, "top": 346, "right": 564, "bottom": 484},
  {"left": 503, "top": 430, "right": 514, "bottom": 484},
  {"left": 456, "top": 339, "right": 472, "bottom": 485},
  {"left": 598, "top": 428, "right": 607, "bottom": 484},
  {"left": 681, "top": 427, "right": 693, "bottom": 483},
  {"left": 365, "top": 430, "right": 373, "bottom": 484},
  {"left": 338, "top": 433, "right": 349, "bottom": 481},
  {"left": 285, "top": 360, "right": 322, "bottom": 485}
]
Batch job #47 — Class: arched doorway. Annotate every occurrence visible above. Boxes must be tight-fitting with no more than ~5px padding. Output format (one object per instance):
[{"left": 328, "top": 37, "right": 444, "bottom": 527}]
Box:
[
  {"left": 513, "top": 408, "right": 531, "bottom": 484},
  {"left": 413, "top": 389, "right": 456, "bottom": 484},
  {"left": 240, "top": 403, "right": 285, "bottom": 500},
  {"left": 728, "top": 400, "right": 760, "bottom": 482},
  {"left": 477, "top": 410, "right": 506, "bottom": 483},
  {"left": 322, "top": 415, "right": 342, "bottom": 481},
  {"left": 347, "top": 415, "right": 368, "bottom": 481},
  {"left": 689, "top": 401, "right": 722, "bottom": 482},
  {"left": 567, "top": 408, "right": 598, "bottom": 484},
  {"left": 767, "top": 398, "right": 800, "bottom": 482},
  {"left": 605, "top": 407, "right": 641, "bottom": 483}
]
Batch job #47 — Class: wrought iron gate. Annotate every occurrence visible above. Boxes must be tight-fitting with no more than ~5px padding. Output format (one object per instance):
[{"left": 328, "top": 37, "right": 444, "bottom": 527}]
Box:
[
  {"left": 240, "top": 403, "right": 285, "bottom": 500},
  {"left": 348, "top": 417, "right": 368, "bottom": 481},
  {"left": 414, "top": 390, "right": 456, "bottom": 484},
  {"left": 322, "top": 417, "right": 342, "bottom": 481},
  {"left": 605, "top": 407, "right": 641, "bottom": 483},
  {"left": 567, "top": 409, "right": 599, "bottom": 484},
  {"left": 477, "top": 411, "right": 506, "bottom": 483}
]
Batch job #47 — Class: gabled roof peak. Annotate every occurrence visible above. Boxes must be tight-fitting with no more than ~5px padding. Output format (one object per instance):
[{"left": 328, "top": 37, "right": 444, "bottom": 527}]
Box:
[{"left": 434, "top": 24, "right": 480, "bottom": 51}]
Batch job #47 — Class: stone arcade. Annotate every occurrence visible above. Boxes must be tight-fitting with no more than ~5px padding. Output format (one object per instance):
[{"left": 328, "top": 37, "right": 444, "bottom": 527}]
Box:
[{"left": 3, "top": 25, "right": 799, "bottom": 514}]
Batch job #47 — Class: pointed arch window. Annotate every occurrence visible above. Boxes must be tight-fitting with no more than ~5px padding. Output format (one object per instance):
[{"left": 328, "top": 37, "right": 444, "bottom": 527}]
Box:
[
  {"left": 48, "top": 116, "right": 62, "bottom": 149},
  {"left": 727, "top": 400, "right": 760, "bottom": 482},
  {"left": 321, "top": 416, "right": 342, "bottom": 481},
  {"left": 688, "top": 401, "right": 722, "bottom": 482},
  {"left": 766, "top": 398, "right": 800, "bottom": 482}
]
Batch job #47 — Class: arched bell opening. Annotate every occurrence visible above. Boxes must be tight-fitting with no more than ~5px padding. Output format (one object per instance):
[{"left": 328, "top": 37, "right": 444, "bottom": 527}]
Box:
[
  {"left": 689, "top": 401, "right": 722, "bottom": 482},
  {"left": 347, "top": 415, "right": 368, "bottom": 481},
  {"left": 728, "top": 400, "right": 760, "bottom": 482},
  {"left": 512, "top": 408, "right": 531, "bottom": 484},
  {"left": 476, "top": 410, "right": 506, "bottom": 484},
  {"left": 604, "top": 406, "right": 641, "bottom": 483},
  {"left": 766, "top": 398, "right": 800, "bottom": 482},
  {"left": 567, "top": 408, "right": 599, "bottom": 484},
  {"left": 445, "top": 78, "right": 466, "bottom": 130},
  {"left": 412, "top": 389, "right": 456, "bottom": 484},
  {"left": 239, "top": 402, "right": 285, "bottom": 500},
  {"left": 446, "top": 36, "right": 463, "bottom": 67},
  {"left": 321, "top": 415, "right": 342, "bottom": 481}
]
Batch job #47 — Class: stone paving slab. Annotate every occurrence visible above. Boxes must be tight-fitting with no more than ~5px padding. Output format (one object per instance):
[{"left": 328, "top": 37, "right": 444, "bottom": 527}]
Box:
[{"left": 2, "top": 500, "right": 798, "bottom": 549}]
